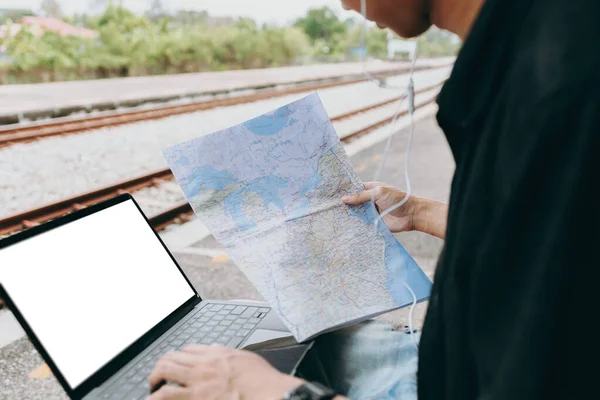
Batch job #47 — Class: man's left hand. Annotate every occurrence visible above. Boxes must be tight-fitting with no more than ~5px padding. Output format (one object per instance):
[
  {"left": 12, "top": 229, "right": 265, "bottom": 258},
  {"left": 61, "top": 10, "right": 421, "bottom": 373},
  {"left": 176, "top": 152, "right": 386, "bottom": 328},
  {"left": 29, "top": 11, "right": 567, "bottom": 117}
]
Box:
[{"left": 148, "top": 344, "right": 304, "bottom": 400}]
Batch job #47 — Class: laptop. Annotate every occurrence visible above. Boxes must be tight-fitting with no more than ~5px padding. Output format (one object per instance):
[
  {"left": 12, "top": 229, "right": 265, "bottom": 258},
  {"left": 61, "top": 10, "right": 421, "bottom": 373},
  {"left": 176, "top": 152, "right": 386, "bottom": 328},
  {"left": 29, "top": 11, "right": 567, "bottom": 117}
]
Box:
[{"left": 0, "top": 194, "right": 295, "bottom": 400}]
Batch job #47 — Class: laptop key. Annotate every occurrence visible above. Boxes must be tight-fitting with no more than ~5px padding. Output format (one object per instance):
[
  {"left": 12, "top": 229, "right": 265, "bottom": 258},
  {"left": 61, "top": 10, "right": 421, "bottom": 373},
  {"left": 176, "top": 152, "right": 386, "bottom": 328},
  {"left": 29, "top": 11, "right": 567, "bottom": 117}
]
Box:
[
  {"left": 241, "top": 307, "right": 258, "bottom": 318},
  {"left": 215, "top": 336, "right": 228, "bottom": 345},
  {"left": 224, "top": 305, "right": 235, "bottom": 310},
  {"left": 236, "top": 329, "right": 250, "bottom": 337},
  {"left": 226, "top": 336, "right": 244, "bottom": 348},
  {"left": 125, "top": 387, "right": 148, "bottom": 400},
  {"left": 185, "top": 337, "right": 198, "bottom": 346},
  {"left": 243, "top": 323, "right": 255, "bottom": 330},
  {"left": 230, "top": 306, "right": 247, "bottom": 315},
  {"left": 225, "top": 315, "right": 236, "bottom": 321},
  {"left": 211, "top": 304, "right": 224, "bottom": 311},
  {"left": 120, "top": 382, "right": 135, "bottom": 392}
]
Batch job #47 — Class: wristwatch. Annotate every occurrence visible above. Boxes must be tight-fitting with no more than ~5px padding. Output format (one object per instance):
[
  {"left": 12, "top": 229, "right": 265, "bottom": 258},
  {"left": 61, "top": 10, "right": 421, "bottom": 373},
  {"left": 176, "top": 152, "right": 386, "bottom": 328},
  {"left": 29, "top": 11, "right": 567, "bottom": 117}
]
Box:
[{"left": 283, "top": 381, "right": 336, "bottom": 400}]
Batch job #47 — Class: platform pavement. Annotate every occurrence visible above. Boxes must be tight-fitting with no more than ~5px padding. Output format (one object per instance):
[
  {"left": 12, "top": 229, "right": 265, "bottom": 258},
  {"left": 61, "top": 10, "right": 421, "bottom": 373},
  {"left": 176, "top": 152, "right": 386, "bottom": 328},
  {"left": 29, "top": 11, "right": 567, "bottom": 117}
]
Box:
[{"left": 0, "top": 112, "right": 454, "bottom": 400}]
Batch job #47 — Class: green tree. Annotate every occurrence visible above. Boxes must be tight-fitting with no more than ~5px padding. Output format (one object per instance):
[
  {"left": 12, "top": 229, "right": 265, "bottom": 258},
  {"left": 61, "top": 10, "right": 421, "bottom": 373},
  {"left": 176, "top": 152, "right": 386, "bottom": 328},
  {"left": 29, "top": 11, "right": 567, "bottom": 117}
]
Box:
[
  {"left": 40, "top": 0, "right": 63, "bottom": 18},
  {"left": 416, "top": 27, "right": 461, "bottom": 57},
  {"left": 146, "top": 0, "right": 166, "bottom": 21},
  {"left": 343, "top": 25, "right": 389, "bottom": 59},
  {"left": 171, "top": 10, "right": 208, "bottom": 26},
  {"left": 294, "top": 7, "right": 346, "bottom": 42},
  {"left": 1, "top": 4, "right": 317, "bottom": 83}
]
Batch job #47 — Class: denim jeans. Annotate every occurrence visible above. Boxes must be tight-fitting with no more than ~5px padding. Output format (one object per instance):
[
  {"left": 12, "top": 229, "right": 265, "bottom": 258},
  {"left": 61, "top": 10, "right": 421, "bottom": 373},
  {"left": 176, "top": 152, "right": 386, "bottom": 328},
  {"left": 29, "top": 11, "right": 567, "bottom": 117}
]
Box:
[{"left": 296, "top": 320, "right": 420, "bottom": 400}]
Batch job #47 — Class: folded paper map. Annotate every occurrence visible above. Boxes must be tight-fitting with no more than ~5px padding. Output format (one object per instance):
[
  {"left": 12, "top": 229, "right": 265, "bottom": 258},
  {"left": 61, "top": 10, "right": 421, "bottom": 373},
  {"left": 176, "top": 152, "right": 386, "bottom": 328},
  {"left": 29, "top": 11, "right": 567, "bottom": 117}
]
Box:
[{"left": 163, "top": 93, "right": 431, "bottom": 341}]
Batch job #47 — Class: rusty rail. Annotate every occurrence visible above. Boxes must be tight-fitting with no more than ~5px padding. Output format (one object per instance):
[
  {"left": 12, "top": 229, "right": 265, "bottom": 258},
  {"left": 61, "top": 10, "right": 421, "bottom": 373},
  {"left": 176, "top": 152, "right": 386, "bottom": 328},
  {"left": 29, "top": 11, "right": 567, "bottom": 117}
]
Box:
[{"left": 0, "top": 64, "right": 450, "bottom": 147}]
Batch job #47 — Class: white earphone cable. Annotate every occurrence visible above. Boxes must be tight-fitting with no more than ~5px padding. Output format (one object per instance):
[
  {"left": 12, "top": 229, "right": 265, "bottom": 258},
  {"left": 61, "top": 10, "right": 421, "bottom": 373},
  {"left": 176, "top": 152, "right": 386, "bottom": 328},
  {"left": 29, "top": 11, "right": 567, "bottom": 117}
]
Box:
[{"left": 360, "top": 0, "right": 419, "bottom": 350}]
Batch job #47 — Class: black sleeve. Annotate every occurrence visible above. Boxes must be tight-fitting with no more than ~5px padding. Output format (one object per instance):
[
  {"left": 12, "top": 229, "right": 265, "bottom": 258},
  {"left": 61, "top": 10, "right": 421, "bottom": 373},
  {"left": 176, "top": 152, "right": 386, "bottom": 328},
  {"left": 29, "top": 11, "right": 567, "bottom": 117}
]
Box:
[{"left": 470, "top": 82, "right": 600, "bottom": 399}]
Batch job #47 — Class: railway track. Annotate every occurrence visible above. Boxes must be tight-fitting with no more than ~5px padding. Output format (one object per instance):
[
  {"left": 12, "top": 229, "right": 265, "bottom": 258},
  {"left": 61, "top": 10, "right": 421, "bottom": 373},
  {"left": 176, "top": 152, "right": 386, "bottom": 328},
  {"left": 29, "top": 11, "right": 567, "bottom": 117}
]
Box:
[
  {"left": 0, "top": 82, "right": 443, "bottom": 237},
  {"left": 0, "top": 64, "right": 449, "bottom": 147}
]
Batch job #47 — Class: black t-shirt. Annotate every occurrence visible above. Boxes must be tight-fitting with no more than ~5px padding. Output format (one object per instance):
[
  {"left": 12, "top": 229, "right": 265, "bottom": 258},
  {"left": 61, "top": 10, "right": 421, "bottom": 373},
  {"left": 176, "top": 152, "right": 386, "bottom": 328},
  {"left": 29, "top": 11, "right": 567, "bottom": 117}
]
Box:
[{"left": 418, "top": 0, "right": 600, "bottom": 399}]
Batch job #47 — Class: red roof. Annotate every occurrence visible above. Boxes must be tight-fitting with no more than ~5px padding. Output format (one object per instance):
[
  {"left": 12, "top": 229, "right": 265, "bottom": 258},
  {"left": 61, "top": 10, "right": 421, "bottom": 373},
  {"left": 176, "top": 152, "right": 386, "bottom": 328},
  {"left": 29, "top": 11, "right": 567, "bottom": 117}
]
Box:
[{"left": 21, "top": 16, "right": 97, "bottom": 38}]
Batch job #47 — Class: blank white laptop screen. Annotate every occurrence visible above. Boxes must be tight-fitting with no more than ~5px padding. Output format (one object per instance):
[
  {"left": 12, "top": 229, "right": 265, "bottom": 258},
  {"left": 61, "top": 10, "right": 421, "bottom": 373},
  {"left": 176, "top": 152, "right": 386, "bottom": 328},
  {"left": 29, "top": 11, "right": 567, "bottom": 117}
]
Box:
[{"left": 0, "top": 200, "right": 196, "bottom": 388}]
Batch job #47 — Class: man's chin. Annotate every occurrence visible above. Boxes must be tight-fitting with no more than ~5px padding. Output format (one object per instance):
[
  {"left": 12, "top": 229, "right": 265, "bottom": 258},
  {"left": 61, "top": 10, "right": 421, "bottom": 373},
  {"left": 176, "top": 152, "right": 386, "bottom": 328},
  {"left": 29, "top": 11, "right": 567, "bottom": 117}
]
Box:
[{"left": 390, "top": 21, "right": 432, "bottom": 39}]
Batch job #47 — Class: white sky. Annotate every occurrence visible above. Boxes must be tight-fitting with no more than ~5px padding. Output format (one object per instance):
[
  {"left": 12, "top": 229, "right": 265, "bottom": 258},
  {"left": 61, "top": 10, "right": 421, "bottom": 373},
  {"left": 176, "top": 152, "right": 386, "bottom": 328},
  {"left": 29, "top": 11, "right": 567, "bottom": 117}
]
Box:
[{"left": 3, "top": 0, "right": 357, "bottom": 24}]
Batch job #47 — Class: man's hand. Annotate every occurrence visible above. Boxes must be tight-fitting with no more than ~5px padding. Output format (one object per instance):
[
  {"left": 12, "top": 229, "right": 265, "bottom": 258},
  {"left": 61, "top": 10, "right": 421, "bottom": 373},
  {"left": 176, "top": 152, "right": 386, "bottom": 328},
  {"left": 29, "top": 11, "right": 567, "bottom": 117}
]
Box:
[
  {"left": 342, "top": 182, "right": 418, "bottom": 233},
  {"left": 148, "top": 344, "right": 304, "bottom": 400},
  {"left": 342, "top": 181, "right": 448, "bottom": 239}
]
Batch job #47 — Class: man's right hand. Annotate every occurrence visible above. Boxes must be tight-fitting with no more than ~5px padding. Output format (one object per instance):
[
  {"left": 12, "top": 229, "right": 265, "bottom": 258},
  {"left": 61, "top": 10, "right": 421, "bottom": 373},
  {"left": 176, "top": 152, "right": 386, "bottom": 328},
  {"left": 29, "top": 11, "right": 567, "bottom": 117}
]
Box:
[{"left": 342, "top": 182, "right": 448, "bottom": 239}]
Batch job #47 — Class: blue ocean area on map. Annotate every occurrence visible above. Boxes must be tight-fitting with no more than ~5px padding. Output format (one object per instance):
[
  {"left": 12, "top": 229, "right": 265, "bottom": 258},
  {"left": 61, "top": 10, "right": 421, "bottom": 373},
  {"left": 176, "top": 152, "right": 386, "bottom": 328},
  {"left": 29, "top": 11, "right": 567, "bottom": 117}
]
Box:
[
  {"left": 243, "top": 105, "right": 295, "bottom": 136},
  {"left": 182, "top": 165, "right": 237, "bottom": 198},
  {"left": 223, "top": 176, "right": 288, "bottom": 231}
]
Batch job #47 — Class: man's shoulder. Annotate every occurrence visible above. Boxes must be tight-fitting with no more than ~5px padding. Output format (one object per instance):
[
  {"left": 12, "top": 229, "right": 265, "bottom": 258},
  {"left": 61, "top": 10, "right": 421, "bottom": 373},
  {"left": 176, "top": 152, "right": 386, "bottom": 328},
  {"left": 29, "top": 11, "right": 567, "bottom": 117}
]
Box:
[{"left": 511, "top": 0, "right": 600, "bottom": 98}]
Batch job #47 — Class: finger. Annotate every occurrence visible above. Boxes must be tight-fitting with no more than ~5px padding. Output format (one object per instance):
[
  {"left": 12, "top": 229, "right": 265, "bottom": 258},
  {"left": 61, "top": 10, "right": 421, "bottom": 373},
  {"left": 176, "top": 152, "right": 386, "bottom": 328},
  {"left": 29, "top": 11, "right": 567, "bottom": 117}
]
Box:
[
  {"left": 149, "top": 384, "right": 190, "bottom": 400},
  {"left": 363, "top": 181, "right": 385, "bottom": 190},
  {"left": 160, "top": 351, "right": 199, "bottom": 367},
  {"left": 149, "top": 359, "right": 192, "bottom": 389},
  {"left": 342, "top": 190, "right": 375, "bottom": 205}
]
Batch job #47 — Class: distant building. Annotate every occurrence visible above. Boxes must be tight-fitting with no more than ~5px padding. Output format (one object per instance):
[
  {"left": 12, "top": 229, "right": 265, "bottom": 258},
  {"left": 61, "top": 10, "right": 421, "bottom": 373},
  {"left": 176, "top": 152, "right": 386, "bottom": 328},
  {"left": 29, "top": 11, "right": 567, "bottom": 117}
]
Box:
[{"left": 3, "top": 17, "right": 97, "bottom": 38}]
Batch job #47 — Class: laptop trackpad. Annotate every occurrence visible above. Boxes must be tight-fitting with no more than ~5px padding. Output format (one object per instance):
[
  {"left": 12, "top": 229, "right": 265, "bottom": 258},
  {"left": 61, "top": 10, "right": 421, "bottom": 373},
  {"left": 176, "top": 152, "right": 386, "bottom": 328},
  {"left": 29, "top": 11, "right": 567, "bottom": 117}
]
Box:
[{"left": 242, "top": 329, "right": 293, "bottom": 349}]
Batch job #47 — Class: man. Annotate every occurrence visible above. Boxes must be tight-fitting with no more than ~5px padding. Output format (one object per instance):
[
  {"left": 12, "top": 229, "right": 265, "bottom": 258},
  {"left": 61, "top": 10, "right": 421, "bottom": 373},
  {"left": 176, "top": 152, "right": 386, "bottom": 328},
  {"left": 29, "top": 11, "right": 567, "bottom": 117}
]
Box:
[{"left": 148, "top": 0, "right": 600, "bottom": 398}]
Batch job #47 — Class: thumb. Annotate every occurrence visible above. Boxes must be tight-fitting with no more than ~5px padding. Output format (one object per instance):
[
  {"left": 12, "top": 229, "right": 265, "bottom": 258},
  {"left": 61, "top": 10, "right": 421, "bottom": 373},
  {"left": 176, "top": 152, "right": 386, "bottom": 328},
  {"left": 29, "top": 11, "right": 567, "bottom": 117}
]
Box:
[{"left": 342, "top": 190, "right": 375, "bottom": 205}]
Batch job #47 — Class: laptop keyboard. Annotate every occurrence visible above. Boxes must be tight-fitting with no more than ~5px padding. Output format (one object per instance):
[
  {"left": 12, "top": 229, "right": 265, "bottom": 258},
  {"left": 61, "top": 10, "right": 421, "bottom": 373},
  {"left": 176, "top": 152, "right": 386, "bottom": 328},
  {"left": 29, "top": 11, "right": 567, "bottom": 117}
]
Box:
[{"left": 98, "top": 302, "right": 271, "bottom": 400}]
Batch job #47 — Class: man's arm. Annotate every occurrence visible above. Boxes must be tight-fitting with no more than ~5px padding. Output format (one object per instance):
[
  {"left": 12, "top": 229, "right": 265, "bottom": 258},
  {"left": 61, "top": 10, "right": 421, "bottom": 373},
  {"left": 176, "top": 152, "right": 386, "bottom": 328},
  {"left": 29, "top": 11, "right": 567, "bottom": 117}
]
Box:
[
  {"left": 342, "top": 182, "right": 449, "bottom": 239},
  {"left": 411, "top": 196, "right": 448, "bottom": 240}
]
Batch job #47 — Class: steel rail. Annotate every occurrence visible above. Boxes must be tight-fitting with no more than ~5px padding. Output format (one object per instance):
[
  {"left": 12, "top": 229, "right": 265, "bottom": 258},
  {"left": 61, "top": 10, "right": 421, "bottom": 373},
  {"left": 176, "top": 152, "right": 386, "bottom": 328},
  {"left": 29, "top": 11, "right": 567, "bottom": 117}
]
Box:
[{"left": 0, "top": 64, "right": 450, "bottom": 147}]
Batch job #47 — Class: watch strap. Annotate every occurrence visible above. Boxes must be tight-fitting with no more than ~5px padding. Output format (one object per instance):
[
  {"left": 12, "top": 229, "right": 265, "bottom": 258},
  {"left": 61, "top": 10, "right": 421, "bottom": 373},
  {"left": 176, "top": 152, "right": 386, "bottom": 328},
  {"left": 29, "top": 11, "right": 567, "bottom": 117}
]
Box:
[{"left": 283, "top": 381, "right": 336, "bottom": 400}]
